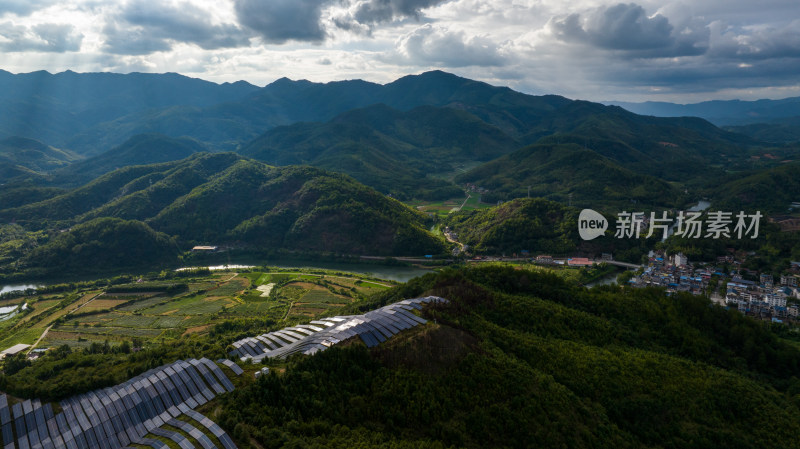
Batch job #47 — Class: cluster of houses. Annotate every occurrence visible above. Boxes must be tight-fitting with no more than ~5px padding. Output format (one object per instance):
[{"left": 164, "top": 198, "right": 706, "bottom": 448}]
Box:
[
  {"left": 630, "top": 252, "right": 708, "bottom": 295},
  {"left": 725, "top": 273, "right": 800, "bottom": 321},
  {"left": 629, "top": 250, "right": 800, "bottom": 322}
]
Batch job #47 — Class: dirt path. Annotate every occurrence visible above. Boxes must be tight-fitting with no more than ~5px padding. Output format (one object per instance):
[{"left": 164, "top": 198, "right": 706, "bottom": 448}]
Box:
[
  {"left": 456, "top": 193, "right": 471, "bottom": 212},
  {"left": 28, "top": 324, "right": 53, "bottom": 353},
  {"left": 71, "top": 292, "right": 104, "bottom": 314}
]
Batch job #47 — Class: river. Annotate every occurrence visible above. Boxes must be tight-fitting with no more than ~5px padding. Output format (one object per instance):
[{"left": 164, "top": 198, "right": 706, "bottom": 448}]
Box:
[
  {"left": 664, "top": 200, "right": 712, "bottom": 240},
  {"left": 0, "top": 284, "right": 41, "bottom": 295},
  {"left": 585, "top": 272, "right": 619, "bottom": 288}
]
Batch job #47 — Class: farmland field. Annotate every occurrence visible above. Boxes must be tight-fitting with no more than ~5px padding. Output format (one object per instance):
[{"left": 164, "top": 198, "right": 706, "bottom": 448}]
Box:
[{"left": 0, "top": 267, "right": 398, "bottom": 352}]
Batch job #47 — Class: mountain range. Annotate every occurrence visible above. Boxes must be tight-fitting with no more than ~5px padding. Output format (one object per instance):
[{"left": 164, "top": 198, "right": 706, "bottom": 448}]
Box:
[
  {"left": 0, "top": 68, "right": 799, "bottom": 276},
  {"left": 607, "top": 96, "right": 800, "bottom": 127}
]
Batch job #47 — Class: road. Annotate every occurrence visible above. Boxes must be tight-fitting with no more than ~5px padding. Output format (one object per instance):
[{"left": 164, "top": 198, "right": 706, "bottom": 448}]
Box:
[{"left": 603, "top": 260, "right": 644, "bottom": 269}]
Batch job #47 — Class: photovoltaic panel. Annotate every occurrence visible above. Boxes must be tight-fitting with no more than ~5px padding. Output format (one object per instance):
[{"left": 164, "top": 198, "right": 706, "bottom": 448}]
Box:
[
  {"left": 189, "top": 360, "right": 225, "bottom": 395},
  {"left": 199, "top": 360, "right": 235, "bottom": 392},
  {"left": 0, "top": 394, "right": 10, "bottom": 425},
  {"left": 138, "top": 438, "right": 169, "bottom": 449},
  {"left": 279, "top": 330, "right": 305, "bottom": 340},
  {"left": 78, "top": 397, "right": 107, "bottom": 449},
  {"left": 148, "top": 375, "right": 175, "bottom": 412},
  {"left": 167, "top": 418, "right": 216, "bottom": 449},
  {"left": 179, "top": 362, "right": 214, "bottom": 403},
  {"left": 155, "top": 372, "right": 183, "bottom": 413},
  {"left": 182, "top": 410, "right": 237, "bottom": 449},
  {"left": 59, "top": 402, "right": 88, "bottom": 449},
  {"left": 171, "top": 364, "right": 203, "bottom": 406},
  {"left": 12, "top": 402, "right": 29, "bottom": 449},
  {"left": 141, "top": 379, "right": 166, "bottom": 416},
  {"left": 358, "top": 331, "right": 378, "bottom": 348},
  {"left": 31, "top": 401, "right": 53, "bottom": 449},
  {"left": 119, "top": 387, "right": 147, "bottom": 439},
  {"left": 99, "top": 390, "right": 129, "bottom": 447},
  {"left": 361, "top": 322, "right": 387, "bottom": 342},
  {"left": 129, "top": 384, "right": 157, "bottom": 432},
  {"left": 253, "top": 336, "right": 276, "bottom": 350},
  {"left": 108, "top": 391, "right": 138, "bottom": 444},
  {"left": 270, "top": 331, "right": 299, "bottom": 343},
  {"left": 86, "top": 393, "right": 117, "bottom": 449},
  {"left": 248, "top": 339, "right": 268, "bottom": 353},
  {"left": 259, "top": 334, "right": 287, "bottom": 348},
  {"left": 163, "top": 367, "right": 193, "bottom": 405},
  {"left": 2, "top": 421, "right": 14, "bottom": 448},
  {"left": 216, "top": 360, "right": 243, "bottom": 377},
  {"left": 149, "top": 427, "right": 194, "bottom": 449}
]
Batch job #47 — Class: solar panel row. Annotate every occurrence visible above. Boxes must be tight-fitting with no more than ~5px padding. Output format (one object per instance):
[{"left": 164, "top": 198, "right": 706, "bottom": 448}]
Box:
[
  {"left": 228, "top": 296, "right": 448, "bottom": 361},
  {"left": 1, "top": 357, "right": 237, "bottom": 449},
  {"left": 215, "top": 360, "right": 243, "bottom": 377}
]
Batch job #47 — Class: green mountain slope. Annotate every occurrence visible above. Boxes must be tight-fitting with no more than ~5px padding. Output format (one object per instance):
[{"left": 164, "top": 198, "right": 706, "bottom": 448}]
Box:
[
  {"left": 708, "top": 162, "right": 800, "bottom": 214},
  {"left": 0, "top": 153, "right": 445, "bottom": 271},
  {"left": 216, "top": 265, "right": 800, "bottom": 448},
  {"left": 0, "top": 136, "right": 81, "bottom": 180},
  {"left": 241, "top": 104, "right": 519, "bottom": 199},
  {"left": 0, "top": 70, "right": 259, "bottom": 154},
  {"left": 456, "top": 143, "right": 683, "bottom": 209},
  {"left": 50, "top": 133, "right": 207, "bottom": 186}
]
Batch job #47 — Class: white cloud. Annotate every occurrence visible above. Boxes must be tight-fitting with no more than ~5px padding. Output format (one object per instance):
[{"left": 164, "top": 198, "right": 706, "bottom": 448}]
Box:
[{"left": 391, "top": 24, "right": 507, "bottom": 67}]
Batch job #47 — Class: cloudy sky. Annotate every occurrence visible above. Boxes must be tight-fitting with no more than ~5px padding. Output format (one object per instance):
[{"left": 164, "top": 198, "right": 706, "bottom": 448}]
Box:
[{"left": 1, "top": 0, "right": 799, "bottom": 102}]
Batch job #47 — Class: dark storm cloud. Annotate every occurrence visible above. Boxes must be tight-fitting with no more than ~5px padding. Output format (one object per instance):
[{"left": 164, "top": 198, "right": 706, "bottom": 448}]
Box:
[
  {"left": 103, "top": 0, "right": 250, "bottom": 55},
  {"left": 549, "top": 3, "right": 708, "bottom": 57},
  {"left": 353, "top": 0, "right": 449, "bottom": 24},
  {"left": 0, "top": 0, "right": 55, "bottom": 17},
  {"left": 233, "top": 0, "right": 328, "bottom": 44},
  {"left": 396, "top": 24, "right": 506, "bottom": 67},
  {"left": 0, "top": 22, "right": 82, "bottom": 52}
]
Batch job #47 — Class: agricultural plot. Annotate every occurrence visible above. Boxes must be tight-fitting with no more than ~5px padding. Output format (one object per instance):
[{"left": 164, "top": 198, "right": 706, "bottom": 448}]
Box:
[
  {"left": 2, "top": 268, "right": 397, "bottom": 350},
  {"left": 141, "top": 295, "right": 231, "bottom": 315}
]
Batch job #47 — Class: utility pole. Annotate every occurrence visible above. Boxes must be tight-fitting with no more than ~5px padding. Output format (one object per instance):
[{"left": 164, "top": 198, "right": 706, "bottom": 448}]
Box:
[
  {"left": 568, "top": 193, "right": 573, "bottom": 207},
  {"left": 527, "top": 186, "right": 530, "bottom": 198}
]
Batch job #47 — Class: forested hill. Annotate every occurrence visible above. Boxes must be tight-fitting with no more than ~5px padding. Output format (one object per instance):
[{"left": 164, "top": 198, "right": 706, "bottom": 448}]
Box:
[
  {"left": 215, "top": 265, "right": 800, "bottom": 448},
  {"left": 0, "top": 153, "right": 445, "bottom": 277},
  {"left": 0, "top": 136, "right": 81, "bottom": 179},
  {"left": 240, "top": 104, "right": 519, "bottom": 199},
  {"left": 48, "top": 134, "right": 208, "bottom": 186},
  {"left": 455, "top": 143, "right": 685, "bottom": 208}
]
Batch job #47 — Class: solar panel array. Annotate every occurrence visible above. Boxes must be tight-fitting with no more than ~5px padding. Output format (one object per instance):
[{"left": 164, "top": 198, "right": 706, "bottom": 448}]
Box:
[
  {"left": 0, "top": 358, "right": 238, "bottom": 449},
  {"left": 229, "top": 296, "right": 448, "bottom": 361}
]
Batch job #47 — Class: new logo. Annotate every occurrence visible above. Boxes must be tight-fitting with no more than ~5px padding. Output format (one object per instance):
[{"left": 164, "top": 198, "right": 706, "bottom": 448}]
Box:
[{"left": 578, "top": 209, "right": 607, "bottom": 240}]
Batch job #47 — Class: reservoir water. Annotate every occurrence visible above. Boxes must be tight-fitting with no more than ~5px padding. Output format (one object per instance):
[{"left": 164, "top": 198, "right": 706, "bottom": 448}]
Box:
[{"left": 0, "top": 284, "right": 41, "bottom": 295}]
